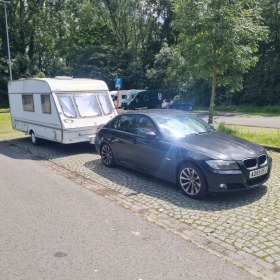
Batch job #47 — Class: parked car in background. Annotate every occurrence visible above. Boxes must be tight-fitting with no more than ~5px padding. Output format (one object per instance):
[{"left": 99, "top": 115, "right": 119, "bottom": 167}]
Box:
[
  {"left": 95, "top": 109, "right": 272, "bottom": 199},
  {"left": 121, "top": 90, "right": 162, "bottom": 110},
  {"left": 169, "top": 98, "right": 194, "bottom": 111},
  {"left": 110, "top": 90, "right": 130, "bottom": 108}
]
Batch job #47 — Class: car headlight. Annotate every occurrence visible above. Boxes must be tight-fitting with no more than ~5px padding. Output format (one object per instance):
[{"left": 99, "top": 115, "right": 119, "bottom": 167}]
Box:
[{"left": 206, "top": 160, "right": 240, "bottom": 170}]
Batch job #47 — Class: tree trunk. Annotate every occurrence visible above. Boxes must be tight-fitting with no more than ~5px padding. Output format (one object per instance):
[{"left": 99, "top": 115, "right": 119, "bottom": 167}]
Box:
[{"left": 208, "top": 66, "right": 216, "bottom": 124}]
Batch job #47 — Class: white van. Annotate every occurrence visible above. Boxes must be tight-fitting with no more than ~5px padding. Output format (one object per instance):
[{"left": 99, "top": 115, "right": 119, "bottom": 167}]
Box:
[
  {"left": 109, "top": 90, "right": 130, "bottom": 108},
  {"left": 8, "top": 77, "right": 117, "bottom": 145}
]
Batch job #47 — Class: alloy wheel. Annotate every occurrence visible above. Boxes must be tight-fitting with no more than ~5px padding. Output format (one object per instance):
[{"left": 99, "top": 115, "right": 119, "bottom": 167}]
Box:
[
  {"left": 101, "top": 144, "right": 115, "bottom": 167},
  {"left": 179, "top": 167, "right": 202, "bottom": 196}
]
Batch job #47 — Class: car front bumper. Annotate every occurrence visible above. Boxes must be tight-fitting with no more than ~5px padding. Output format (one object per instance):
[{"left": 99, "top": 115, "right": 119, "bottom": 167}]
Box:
[{"left": 202, "top": 157, "right": 272, "bottom": 193}]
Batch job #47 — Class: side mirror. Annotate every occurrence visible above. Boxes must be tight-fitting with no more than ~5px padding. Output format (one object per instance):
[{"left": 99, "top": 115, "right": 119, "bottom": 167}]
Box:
[{"left": 145, "top": 131, "right": 157, "bottom": 140}]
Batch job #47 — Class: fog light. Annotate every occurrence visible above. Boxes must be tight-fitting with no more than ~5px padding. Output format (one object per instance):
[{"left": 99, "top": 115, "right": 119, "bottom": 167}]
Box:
[{"left": 219, "top": 184, "right": 227, "bottom": 189}]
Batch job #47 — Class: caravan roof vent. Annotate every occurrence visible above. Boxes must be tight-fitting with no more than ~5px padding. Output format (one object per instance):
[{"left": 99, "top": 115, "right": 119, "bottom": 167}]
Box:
[{"left": 55, "top": 76, "right": 73, "bottom": 80}]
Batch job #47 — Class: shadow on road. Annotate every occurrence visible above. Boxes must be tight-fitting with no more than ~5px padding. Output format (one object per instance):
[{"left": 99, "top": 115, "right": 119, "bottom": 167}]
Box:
[
  {"left": 0, "top": 137, "right": 97, "bottom": 161},
  {"left": 85, "top": 158, "right": 267, "bottom": 211},
  {"left": 1, "top": 136, "right": 268, "bottom": 212}
]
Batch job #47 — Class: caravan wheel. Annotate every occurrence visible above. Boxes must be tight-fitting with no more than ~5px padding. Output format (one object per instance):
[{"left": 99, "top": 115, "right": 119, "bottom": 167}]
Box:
[{"left": 30, "top": 131, "right": 40, "bottom": 145}]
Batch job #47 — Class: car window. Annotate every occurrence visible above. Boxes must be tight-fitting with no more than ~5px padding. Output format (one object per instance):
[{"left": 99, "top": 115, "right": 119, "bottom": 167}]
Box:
[
  {"left": 135, "top": 116, "right": 157, "bottom": 136},
  {"left": 111, "top": 115, "right": 135, "bottom": 133}
]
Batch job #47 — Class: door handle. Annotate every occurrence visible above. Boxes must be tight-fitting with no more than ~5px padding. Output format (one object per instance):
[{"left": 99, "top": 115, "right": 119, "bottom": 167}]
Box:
[
  {"left": 132, "top": 139, "right": 139, "bottom": 144},
  {"left": 111, "top": 137, "right": 120, "bottom": 143}
]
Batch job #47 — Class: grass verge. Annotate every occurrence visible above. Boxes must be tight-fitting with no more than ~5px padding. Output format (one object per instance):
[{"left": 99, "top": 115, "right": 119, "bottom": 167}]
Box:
[
  {"left": 217, "top": 123, "right": 280, "bottom": 147},
  {"left": 0, "top": 113, "right": 14, "bottom": 134}
]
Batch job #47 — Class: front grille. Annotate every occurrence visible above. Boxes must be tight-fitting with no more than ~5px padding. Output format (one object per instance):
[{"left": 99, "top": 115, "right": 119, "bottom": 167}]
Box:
[
  {"left": 258, "top": 154, "right": 267, "bottom": 165},
  {"left": 243, "top": 158, "right": 257, "bottom": 169},
  {"left": 243, "top": 154, "right": 267, "bottom": 169}
]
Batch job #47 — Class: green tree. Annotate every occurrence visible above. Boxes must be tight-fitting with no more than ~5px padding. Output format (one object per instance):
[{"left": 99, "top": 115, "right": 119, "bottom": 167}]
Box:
[
  {"left": 173, "top": 0, "right": 268, "bottom": 123},
  {"left": 101, "top": 0, "right": 172, "bottom": 89},
  {"left": 147, "top": 43, "right": 187, "bottom": 91},
  {"left": 0, "top": 0, "right": 67, "bottom": 80},
  {"left": 55, "top": 0, "right": 116, "bottom": 80},
  {"left": 242, "top": 0, "right": 280, "bottom": 105}
]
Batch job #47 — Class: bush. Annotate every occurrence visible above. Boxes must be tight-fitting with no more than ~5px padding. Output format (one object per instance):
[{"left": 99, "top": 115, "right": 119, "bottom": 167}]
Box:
[
  {"left": 217, "top": 122, "right": 238, "bottom": 135},
  {"left": 0, "top": 94, "right": 9, "bottom": 109}
]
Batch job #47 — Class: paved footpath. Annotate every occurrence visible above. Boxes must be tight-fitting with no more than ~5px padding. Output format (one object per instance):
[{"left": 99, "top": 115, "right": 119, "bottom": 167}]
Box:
[{"left": 1, "top": 132, "right": 280, "bottom": 280}]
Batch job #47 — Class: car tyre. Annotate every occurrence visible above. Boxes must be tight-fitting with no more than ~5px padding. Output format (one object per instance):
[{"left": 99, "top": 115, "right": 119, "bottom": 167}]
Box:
[
  {"left": 101, "top": 143, "right": 116, "bottom": 167},
  {"left": 30, "top": 131, "right": 40, "bottom": 145},
  {"left": 178, "top": 163, "right": 208, "bottom": 199}
]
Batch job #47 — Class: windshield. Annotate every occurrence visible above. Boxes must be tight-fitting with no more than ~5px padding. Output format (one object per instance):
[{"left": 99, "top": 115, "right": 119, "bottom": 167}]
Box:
[
  {"left": 126, "top": 91, "right": 138, "bottom": 101},
  {"left": 154, "top": 114, "right": 213, "bottom": 138}
]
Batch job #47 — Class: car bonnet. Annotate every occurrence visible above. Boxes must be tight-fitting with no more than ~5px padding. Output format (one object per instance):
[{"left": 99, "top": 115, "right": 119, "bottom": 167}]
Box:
[{"left": 177, "top": 131, "right": 266, "bottom": 161}]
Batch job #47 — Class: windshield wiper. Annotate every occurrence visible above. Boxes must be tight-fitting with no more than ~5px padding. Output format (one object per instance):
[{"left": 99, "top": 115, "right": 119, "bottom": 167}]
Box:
[{"left": 185, "top": 131, "right": 211, "bottom": 137}]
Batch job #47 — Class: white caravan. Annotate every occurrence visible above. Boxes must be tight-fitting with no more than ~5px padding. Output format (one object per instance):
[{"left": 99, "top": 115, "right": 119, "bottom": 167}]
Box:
[{"left": 8, "top": 77, "right": 117, "bottom": 145}]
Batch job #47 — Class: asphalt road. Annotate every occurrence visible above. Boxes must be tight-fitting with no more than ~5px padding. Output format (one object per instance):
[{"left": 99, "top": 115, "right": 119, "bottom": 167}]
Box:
[
  {"left": 0, "top": 142, "right": 257, "bottom": 280},
  {"left": 120, "top": 109, "right": 280, "bottom": 128},
  {"left": 196, "top": 111, "right": 280, "bottom": 128}
]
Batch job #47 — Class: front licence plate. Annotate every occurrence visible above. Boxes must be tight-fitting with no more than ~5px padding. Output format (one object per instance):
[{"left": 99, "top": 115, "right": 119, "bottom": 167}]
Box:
[{"left": 249, "top": 166, "right": 268, "bottom": 179}]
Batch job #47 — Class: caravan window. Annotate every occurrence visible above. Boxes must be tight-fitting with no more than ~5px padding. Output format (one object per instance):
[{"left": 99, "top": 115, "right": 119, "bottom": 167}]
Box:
[
  {"left": 22, "top": 95, "right": 34, "bottom": 112},
  {"left": 74, "top": 94, "right": 102, "bottom": 117},
  {"left": 58, "top": 95, "right": 77, "bottom": 118},
  {"left": 41, "top": 95, "right": 51, "bottom": 114},
  {"left": 97, "top": 93, "right": 114, "bottom": 115}
]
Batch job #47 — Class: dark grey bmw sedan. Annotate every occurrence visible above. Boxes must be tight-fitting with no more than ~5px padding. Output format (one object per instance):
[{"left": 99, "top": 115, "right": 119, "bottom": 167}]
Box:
[{"left": 95, "top": 110, "right": 272, "bottom": 199}]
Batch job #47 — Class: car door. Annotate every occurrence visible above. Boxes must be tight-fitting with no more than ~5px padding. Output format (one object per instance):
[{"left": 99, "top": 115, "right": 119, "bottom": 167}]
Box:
[
  {"left": 131, "top": 116, "right": 174, "bottom": 179},
  {"left": 108, "top": 115, "right": 135, "bottom": 166}
]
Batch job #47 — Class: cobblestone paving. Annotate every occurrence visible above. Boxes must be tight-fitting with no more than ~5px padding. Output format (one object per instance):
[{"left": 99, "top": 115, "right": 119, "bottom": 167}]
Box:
[{"left": 1, "top": 133, "right": 280, "bottom": 280}]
